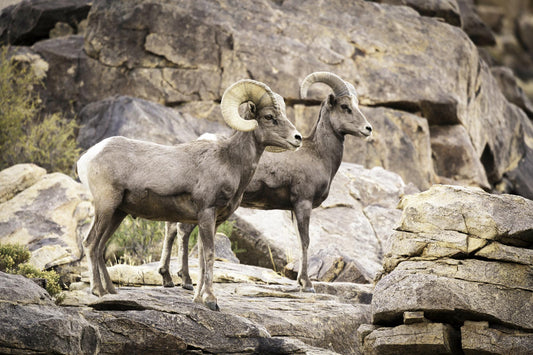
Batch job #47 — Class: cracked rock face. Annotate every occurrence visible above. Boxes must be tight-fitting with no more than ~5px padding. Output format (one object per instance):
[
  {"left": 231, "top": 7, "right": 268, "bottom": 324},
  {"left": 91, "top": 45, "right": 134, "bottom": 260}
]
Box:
[
  {"left": 0, "top": 165, "right": 93, "bottom": 270},
  {"left": 360, "top": 184, "right": 533, "bottom": 354}
]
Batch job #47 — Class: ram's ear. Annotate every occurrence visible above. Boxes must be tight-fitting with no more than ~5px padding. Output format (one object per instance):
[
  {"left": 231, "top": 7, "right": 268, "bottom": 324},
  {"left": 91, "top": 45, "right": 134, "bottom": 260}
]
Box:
[
  {"left": 327, "top": 93, "right": 337, "bottom": 108},
  {"left": 247, "top": 102, "right": 257, "bottom": 114}
]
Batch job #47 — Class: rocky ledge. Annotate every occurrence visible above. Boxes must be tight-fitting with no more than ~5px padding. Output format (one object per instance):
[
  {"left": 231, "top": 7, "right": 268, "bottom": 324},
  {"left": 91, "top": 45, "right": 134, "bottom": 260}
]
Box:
[
  {"left": 359, "top": 184, "right": 533, "bottom": 354},
  {"left": 1, "top": 260, "right": 372, "bottom": 354}
]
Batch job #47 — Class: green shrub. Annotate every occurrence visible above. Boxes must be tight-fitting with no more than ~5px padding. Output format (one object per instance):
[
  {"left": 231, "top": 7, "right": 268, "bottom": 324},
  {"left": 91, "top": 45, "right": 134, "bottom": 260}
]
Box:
[
  {"left": 106, "top": 219, "right": 243, "bottom": 266},
  {"left": 0, "top": 243, "right": 61, "bottom": 296},
  {"left": 16, "top": 263, "right": 62, "bottom": 296},
  {"left": 106, "top": 216, "right": 166, "bottom": 266},
  {"left": 0, "top": 243, "right": 31, "bottom": 272},
  {"left": 0, "top": 46, "right": 80, "bottom": 175}
]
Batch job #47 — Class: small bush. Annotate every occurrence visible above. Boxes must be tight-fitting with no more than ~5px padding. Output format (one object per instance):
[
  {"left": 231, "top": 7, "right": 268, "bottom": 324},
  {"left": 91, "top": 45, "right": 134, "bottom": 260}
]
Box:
[
  {"left": 0, "top": 243, "right": 61, "bottom": 296},
  {"left": 17, "top": 263, "right": 62, "bottom": 296},
  {"left": 106, "top": 219, "right": 243, "bottom": 266},
  {"left": 0, "top": 243, "right": 31, "bottom": 272},
  {"left": 0, "top": 46, "right": 80, "bottom": 175},
  {"left": 106, "top": 216, "right": 166, "bottom": 266}
]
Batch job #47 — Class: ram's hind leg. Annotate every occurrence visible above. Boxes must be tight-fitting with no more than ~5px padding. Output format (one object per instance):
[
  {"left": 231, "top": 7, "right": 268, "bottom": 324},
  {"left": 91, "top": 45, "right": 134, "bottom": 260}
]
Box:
[
  {"left": 158, "top": 222, "right": 178, "bottom": 287},
  {"left": 83, "top": 187, "right": 124, "bottom": 297},
  {"left": 83, "top": 215, "right": 107, "bottom": 297},
  {"left": 177, "top": 223, "right": 195, "bottom": 290},
  {"left": 83, "top": 207, "right": 123, "bottom": 296},
  {"left": 95, "top": 209, "right": 127, "bottom": 294}
]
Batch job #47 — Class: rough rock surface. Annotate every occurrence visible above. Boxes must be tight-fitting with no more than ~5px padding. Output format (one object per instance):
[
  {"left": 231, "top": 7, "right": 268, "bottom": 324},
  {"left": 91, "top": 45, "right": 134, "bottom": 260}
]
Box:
[
  {"left": 0, "top": 0, "right": 91, "bottom": 45},
  {"left": 0, "top": 163, "right": 46, "bottom": 204},
  {"left": 1, "top": 263, "right": 372, "bottom": 354},
  {"left": 359, "top": 184, "right": 533, "bottom": 354},
  {"left": 77, "top": 95, "right": 231, "bottom": 149},
  {"left": 0, "top": 166, "right": 93, "bottom": 270}
]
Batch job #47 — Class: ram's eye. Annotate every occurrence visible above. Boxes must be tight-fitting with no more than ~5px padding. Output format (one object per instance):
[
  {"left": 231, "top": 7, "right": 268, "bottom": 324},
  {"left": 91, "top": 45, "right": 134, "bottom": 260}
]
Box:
[
  {"left": 265, "top": 114, "right": 274, "bottom": 120},
  {"left": 341, "top": 104, "right": 352, "bottom": 113}
]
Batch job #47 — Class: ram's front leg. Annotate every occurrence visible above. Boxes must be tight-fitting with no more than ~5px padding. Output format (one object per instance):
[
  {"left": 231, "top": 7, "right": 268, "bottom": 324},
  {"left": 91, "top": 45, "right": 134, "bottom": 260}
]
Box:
[
  {"left": 193, "top": 208, "right": 219, "bottom": 311},
  {"left": 158, "top": 222, "right": 178, "bottom": 287},
  {"left": 294, "top": 200, "right": 315, "bottom": 293}
]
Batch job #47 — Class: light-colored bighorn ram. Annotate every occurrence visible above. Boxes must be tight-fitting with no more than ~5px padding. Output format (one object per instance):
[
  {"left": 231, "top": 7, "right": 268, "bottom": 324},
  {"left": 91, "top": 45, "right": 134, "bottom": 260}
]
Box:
[
  {"left": 77, "top": 79, "right": 302, "bottom": 310},
  {"left": 158, "top": 72, "right": 372, "bottom": 292}
]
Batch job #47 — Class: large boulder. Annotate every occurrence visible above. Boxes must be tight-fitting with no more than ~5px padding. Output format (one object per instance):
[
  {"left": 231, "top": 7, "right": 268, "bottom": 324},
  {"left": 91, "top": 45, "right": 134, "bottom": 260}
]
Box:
[
  {"left": 0, "top": 165, "right": 93, "bottom": 270},
  {"left": 373, "top": 0, "right": 462, "bottom": 26},
  {"left": 77, "top": 95, "right": 231, "bottom": 149},
  {"left": 1, "top": 271, "right": 341, "bottom": 354},
  {"left": 0, "top": 0, "right": 91, "bottom": 45},
  {"left": 0, "top": 164, "right": 46, "bottom": 204},
  {"left": 429, "top": 124, "right": 490, "bottom": 188},
  {"left": 359, "top": 184, "right": 533, "bottom": 354}
]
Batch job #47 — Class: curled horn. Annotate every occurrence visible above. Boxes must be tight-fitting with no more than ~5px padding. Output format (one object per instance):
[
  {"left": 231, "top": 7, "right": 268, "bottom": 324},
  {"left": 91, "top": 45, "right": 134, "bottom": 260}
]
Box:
[
  {"left": 300, "top": 71, "right": 351, "bottom": 99},
  {"left": 221, "top": 79, "right": 279, "bottom": 132}
]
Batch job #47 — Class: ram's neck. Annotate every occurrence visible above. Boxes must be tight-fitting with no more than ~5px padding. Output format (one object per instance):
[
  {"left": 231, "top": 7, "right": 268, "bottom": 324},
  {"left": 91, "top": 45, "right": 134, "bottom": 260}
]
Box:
[
  {"left": 225, "top": 130, "right": 264, "bottom": 189},
  {"left": 307, "top": 106, "right": 344, "bottom": 180}
]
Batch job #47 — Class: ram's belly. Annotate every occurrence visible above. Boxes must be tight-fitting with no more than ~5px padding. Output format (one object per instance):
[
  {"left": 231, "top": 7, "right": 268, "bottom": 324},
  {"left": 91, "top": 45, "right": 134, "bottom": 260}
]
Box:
[
  {"left": 241, "top": 186, "right": 292, "bottom": 210},
  {"left": 120, "top": 189, "right": 198, "bottom": 223}
]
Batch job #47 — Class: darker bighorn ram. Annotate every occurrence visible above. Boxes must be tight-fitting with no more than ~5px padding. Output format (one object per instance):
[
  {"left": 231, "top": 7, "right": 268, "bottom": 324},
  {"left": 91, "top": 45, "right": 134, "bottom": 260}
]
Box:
[
  {"left": 77, "top": 79, "right": 302, "bottom": 311},
  {"left": 159, "top": 72, "right": 372, "bottom": 292}
]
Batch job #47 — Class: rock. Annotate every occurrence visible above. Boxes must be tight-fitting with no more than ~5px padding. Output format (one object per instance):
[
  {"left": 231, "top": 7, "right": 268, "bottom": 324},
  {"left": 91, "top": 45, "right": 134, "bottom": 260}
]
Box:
[
  {"left": 190, "top": 232, "right": 240, "bottom": 264},
  {"left": 1, "top": 272, "right": 336, "bottom": 354},
  {"left": 0, "top": 163, "right": 46, "bottom": 204},
  {"left": 476, "top": 4, "right": 504, "bottom": 33},
  {"left": 430, "top": 124, "right": 490, "bottom": 189},
  {"left": 31, "top": 35, "right": 85, "bottom": 115},
  {"left": 0, "top": 0, "right": 91, "bottom": 45},
  {"left": 491, "top": 66, "right": 533, "bottom": 119},
  {"left": 77, "top": 95, "right": 231, "bottom": 149},
  {"left": 231, "top": 163, "right": 409, "bottom": 284},
  {"left": 504, "top": 136, "right": 533, "bottom": 200},
  {"left": 457, "top": 0, "right": 496, "bottom": 45},
  {"left": 0, "top": 272, "right": 53, "bottom": 305},
  {"left": 360, "top": 322, "right": 461, "bottom": 355},
  {"left": 103, "top": 257, "right": 288, "bottom": 288},
  {"left": 0, "top": 168, "right": 93, "bottom": 270},
  {"left": 76, "top": 258, "right": 372, "bottom": 353},
  {"left": 516, "top": 13, "right": 533, "bottom": 54},
  {"left": 397, "top": 184, "right": 533, "bottom": 245},
  {"left": 475, "top": 240, "right": 533, "bottom": 265},
  {"left": 360, "top": 183, "right": 533, "bottom": 354},
  {"left": 0, "top": 272, "right": 99, "bottom": 355},
  {"left": 349, "top": 106, "right": 435, "bottom": 190},
  {"left": 372, "top": 258, "right": 533, "bottom": 330},
  {"left": 461, "top": 321, "right": 533, "bottom": 355},
  {"left": 373, "top": 0, "right": 462, "bottom": 26}
]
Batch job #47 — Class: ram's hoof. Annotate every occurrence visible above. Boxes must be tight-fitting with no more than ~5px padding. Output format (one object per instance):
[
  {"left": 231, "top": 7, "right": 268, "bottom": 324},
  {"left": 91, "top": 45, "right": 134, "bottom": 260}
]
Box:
[
  {"left": 302, "top": 286, "right": 316, "bottom": 293},
  {"left": 205, "top": 301, "right": 220, "bottom": 312},
  {"left": 182, "top": 283, "right": 194, "bottom": 291},
  {"left": 162, "top": 281, "right": 175, "bottom": 288}
]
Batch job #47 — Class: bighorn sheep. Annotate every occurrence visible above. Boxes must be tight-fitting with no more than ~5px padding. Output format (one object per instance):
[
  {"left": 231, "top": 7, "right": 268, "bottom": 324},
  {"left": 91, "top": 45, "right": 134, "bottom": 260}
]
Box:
[
  {"left": 77, "top": 79, "right": 302, "bottom": 310},
  {"left": 158, "top": 72, "right": 372, "bottom": 292}
]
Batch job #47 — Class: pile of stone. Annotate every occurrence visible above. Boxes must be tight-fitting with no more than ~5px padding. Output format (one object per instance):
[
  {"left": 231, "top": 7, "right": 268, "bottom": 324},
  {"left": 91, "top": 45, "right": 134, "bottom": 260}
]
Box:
[{"left": 359, "top": 184, "right": 533, "bottom": 354}]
